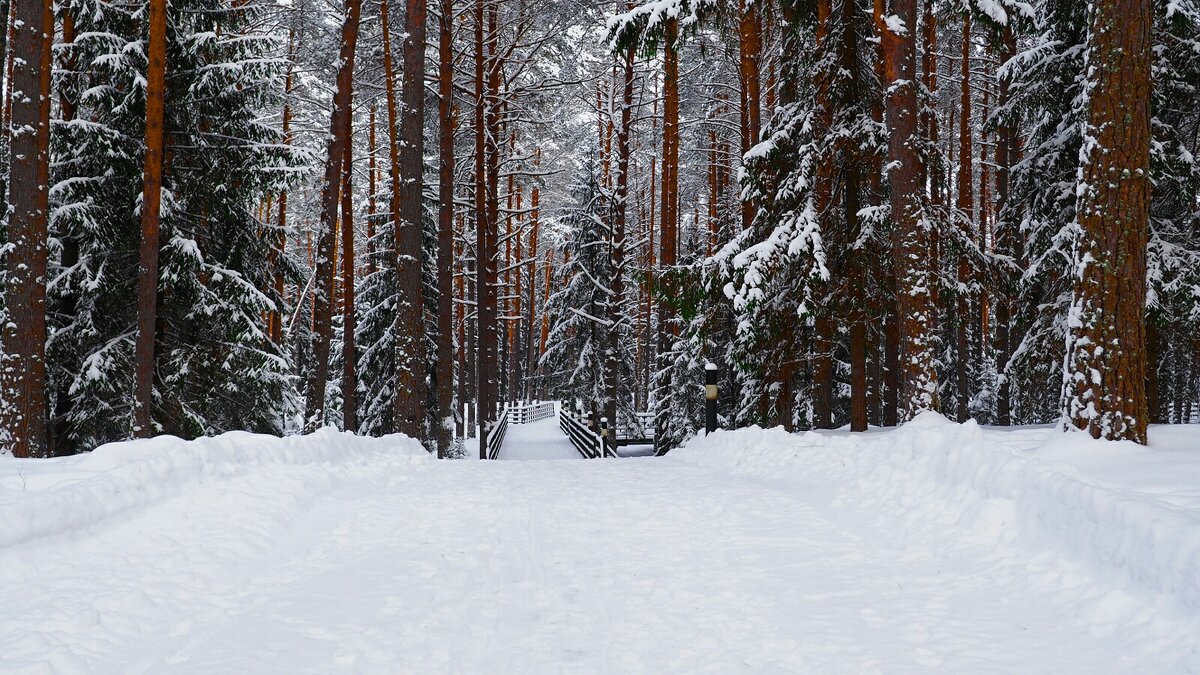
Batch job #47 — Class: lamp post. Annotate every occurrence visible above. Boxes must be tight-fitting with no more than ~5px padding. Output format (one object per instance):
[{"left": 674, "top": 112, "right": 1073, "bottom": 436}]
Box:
[
  {"left": 705, "top": 362, "right": 718, "bottom": 435},
  {"left": 600, "top": 417, "right": 609, "bottom": 458}
]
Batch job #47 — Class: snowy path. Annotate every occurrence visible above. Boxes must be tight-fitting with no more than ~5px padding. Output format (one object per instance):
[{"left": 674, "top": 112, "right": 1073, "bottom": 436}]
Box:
[
  {"left": 498, "top": 416, "right": 580, "bottom": 460},
  {"left": 2, "top": 424, "right": 1198, "bottom": 672}
]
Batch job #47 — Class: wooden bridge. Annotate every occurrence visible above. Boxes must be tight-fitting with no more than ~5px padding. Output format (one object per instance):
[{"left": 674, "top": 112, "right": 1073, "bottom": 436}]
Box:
[{"left": 485, "top": 401, "right": 655, "bottom": 460}]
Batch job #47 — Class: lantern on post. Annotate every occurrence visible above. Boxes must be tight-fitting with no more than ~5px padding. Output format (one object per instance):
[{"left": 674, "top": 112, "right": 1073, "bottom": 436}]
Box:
[
  {"left": 705, "top": 362, "right": 718, "bottom": 435},
  {"left": 600, "top": 417, "right": 609, "bottom": 457}
]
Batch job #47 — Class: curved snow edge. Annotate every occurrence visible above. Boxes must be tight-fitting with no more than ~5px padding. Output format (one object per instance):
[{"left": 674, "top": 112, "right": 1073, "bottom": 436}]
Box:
[
  {"left": 0, "top": 428, "right": 429, "bottom": 550},
  {"left": 670, "top": 414, "right": 1200, "bottom": 611}
]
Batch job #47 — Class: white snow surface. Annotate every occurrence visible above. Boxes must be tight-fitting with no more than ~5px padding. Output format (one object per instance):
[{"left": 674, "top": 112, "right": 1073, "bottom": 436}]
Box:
[
  {"left": 498, "top": 416, "right": 580, "bottom": 460},
  {"left": 1, "top": 415, "right": 1199, "bottom": 672}
]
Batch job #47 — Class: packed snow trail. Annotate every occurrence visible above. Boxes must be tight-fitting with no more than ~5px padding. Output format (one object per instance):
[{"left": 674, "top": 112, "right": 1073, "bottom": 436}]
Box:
[
  {"left": 2, "top": 420, "right": 1199, "bottom": 673},
  {"left": 498, "top": 416, "right": 579, "bottom": 460}
]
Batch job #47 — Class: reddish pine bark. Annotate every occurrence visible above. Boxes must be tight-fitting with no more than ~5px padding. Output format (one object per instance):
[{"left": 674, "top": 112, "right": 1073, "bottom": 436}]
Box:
[
  {"left": 955, "top": 13, "right": 974, "bottom": 423},
  {"left": 303, "top": 0, "right": 361, "bottom": 431},
  {"left": 132, "top": 0, "right": 168, "bottom": 438},
  {"left": 654, "top": 17, "right": 680, "bottom": 455},
  {"left": 341, "top": 110, "right": 357, "bottom": 432},
  {"left": 737, "top": 0, "right": 760, "bottom": 232},
  {"left": 880, "top": 0, "right": 937, "bottom": 420},
  {"left": 1, "top": 0, "right": 52, "bottom": 455},
  {"left": 1064, "top": 0, "right": 1151, "bottom": 443}
]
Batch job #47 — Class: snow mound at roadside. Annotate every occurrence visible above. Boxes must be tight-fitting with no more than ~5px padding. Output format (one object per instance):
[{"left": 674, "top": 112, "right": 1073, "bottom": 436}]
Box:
[
  {"left": 670, "top": 413, "right": 1200, "bottom": 611},
  {"left": 0, "top": 429, "right": 429, "bottom": 549}
]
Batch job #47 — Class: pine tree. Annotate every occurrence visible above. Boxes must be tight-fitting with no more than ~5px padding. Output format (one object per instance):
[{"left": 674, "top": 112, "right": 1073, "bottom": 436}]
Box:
[
  {"left": 46, "top": 0, "right": 300, "bottom": 450},
  {"left": 1063, "top": 0, "right": 1152, "bottom": 443},
  {"left": 1, "top": 0, "right": 53, "bottom": 456}
]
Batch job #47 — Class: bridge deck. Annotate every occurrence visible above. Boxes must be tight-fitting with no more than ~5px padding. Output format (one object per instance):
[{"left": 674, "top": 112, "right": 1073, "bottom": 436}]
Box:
[{"left": 497, "top": 415, "right": 579, "bottom": 460}]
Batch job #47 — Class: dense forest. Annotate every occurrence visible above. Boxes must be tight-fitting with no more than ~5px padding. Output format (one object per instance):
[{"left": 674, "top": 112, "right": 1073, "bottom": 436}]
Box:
[{"left": 0, "top": 0, "right": 1197, "bottom": 459}]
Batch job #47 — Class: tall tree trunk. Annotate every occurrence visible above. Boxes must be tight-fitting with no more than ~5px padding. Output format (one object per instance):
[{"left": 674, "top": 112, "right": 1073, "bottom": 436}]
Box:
[
  {"left": 341, "top": 108, "right": 357, "bottom": 432},
  {"left": 484, "top": 0, "right": 502, "bottom": 446},
  {"left": 654, "top": 17, "right": 680, "bottom": 455},
  {"left": 367, "top": 106, "right": 378, "bottom": 276},
  {"left": 304, "top": 0, "right": 361, "bottom": 431},
  {"left": 502, "top": 131, "right": 515, "bottom": 404},
  {"left": 811, "top": 0, "right": 833, "bottom": 429},
  {"left": 1064, "top": 0, "right": 1151, "bottom": 443},
  {"left": 955, "top": 12, "right": 974, "bottom": 423},
  {"left": 132, "top": 0, "right": 168, "bottom": 438},
  {"left": 845, "top": 6, "right": 867, "bottom": 433},
  {"left": 455, "top": 216, "right": 466, "bottom": 436},
  {"left": 513, "top": 183, "right": 525, "bottom": 401},
  {"left": 606, "top": 43, "right": 634, "bottom": 452},
  {"left": 2, "top": 0, "right": 51, "bottom": 455},
  {"left": 994, "top": 25, "right": 1016, "bottom": 425},
  {"left": 381, "top": 0, "right": 404, "bottom": 434},
  {"left": 880, "top": 0, "right": 937, "bottom": 420},
  {"left": 474, "top": 0, "right": 488, "bottom": 454},
  {"left": 48, "top": 7, "right": 80, "bottom": 454},
  {"left": 435, "top": 0, "right": 455, "bottom": 456},
  {"left": 474, "top": 0, "right": 499, "bottom": 456},
  {"left": 270, "top": 35, "right": 294, "bottom": 347},
  {"left": 525, "top": 148, "right": 541, "bottom": 390},
  {"left": 393, "top": 0, "right": 428, "bottom": 440},
  {"left": 737, "top": 0, "right": 761, "bottom": 232},
  {"left": 870, "top": 0, "right": 898, "bottom": 427}
]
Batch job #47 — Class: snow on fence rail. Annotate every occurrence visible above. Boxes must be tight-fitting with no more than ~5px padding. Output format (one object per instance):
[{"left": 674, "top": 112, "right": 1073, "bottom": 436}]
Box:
[
  {"left": 486, "top": 405, "right": 510, "bottom": 460},
  {"left": 558, "top": 408, "right": 616, "bottom": 458},
  {"left": 507, "top": 401, "right": 555, "bottom": 424}
]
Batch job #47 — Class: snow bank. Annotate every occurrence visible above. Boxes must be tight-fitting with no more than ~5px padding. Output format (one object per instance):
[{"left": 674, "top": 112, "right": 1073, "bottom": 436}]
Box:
[
  {"left": 670, "top": 414, "right": 1200, "bottom": 611},
  {"left": 0, "top": 429, "right": 429, "bottom": 549}
]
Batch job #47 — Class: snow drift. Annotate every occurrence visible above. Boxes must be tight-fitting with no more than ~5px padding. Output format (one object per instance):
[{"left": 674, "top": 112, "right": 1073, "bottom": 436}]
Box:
[
  {"left": 0, "top": 428, "right": 429, "bottom": 550},
  {"left": 669, "top": 413, "right": 1200, "bottom": 612}
]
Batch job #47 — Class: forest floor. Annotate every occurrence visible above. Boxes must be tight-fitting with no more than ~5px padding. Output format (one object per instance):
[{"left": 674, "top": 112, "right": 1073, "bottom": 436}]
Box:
[{"left": 1, "top": 417, "right": 1198, "bottom": 672}]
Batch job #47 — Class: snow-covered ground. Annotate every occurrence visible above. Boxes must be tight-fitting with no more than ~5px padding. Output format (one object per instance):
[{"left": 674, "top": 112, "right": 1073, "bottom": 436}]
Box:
[
  {"left": 1, "top": 415, "right": 1198, "bottom": 672},
  {"left": 498, "top": 416, "right": 580, "bottom": 460}
]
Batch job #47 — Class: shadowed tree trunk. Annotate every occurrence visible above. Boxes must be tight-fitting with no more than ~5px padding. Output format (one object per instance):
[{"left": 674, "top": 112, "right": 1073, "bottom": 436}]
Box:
[
  {"left": 955, "top": 12, "right": 974, "bottom": 423},
  {"left": 605, "top": 42, "right": 634, "bottom": 452},
  {"left": 304, "top": 0, "right": 362, "bottom": 431},
  {"left": 653, "top": 16, "right": 680, "bottom": 456},
  {"left": 393, "top": 0, "right": 428, "bottom": 441},
  {"left": 474, "top": 0, "right": 498, "bottom": 457},
  {"left": 994, "top": 25, "right": 1016, "bottom": 426},
  {"left": 132, "top": 0, "right": 168, "bottom": 438},
  {"left": 341, "top": 107, "right": 357, "bottom": 432},
  {"left": 2, "top": 0, "right": 52, "bottom": 455},
  {"left": 435, "top": 0, "right": 455, "bottom": 457}
]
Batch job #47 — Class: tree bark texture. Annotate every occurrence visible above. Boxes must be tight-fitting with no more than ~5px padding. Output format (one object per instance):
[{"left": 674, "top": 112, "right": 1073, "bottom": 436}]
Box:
[
  {"left": 2, "top": 0, "right": 52, "bottom": 455},
  {"left": 1064, "top": 0, "right": 1151, "bottom": 444},
  {"left": 435, "top": 0, "right": 455, "bottom": 456},
  {"left": 133, "top": 0, "right": 168, "bottom": 438}
]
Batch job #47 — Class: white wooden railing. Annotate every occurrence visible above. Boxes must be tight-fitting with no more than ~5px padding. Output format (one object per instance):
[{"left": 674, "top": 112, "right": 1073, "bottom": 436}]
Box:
[{"left": 507, "top": 401, "right": 555, "bottom": 424}]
